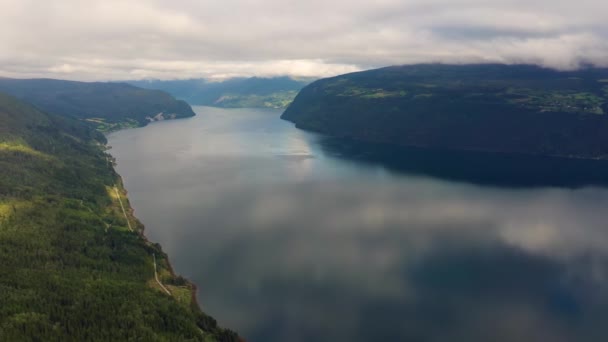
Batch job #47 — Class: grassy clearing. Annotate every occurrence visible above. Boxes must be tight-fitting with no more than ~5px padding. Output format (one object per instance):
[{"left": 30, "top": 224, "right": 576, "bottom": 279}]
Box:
[
  {"left": 105, "top": 185, "right": 136, "bottom": 232},
  {"left": 506, "top": 88, "right": 605, "bottom": 114},
  {"left": 167, "top": 285, "right": 194, "bottom": 307},
  {"left": 0, "top": 141, "right": 53, "bottom": 159},
  {"left": 85, "top": 118, "right": 141, "bottom": 133},
  {"left": 0, "top": 200, "right": 31, "bottom": 222},
  {"left": 337, "top": 86, "right": 409, "bottom": 99},
  {"left": 362, "top": 90, "right": 408, "bottom": 99},
  {"left": 214, "top": 90, "right": 299, "bottom": 109}
]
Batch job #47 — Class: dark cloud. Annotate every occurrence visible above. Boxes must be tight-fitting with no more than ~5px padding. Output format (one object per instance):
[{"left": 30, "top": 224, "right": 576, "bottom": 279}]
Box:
[{"left": 1, "top": 0, "right": 607, "bottom": 80}]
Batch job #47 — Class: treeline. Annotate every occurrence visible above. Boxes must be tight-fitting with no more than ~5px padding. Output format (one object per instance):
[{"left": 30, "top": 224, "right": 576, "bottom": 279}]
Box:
[{"left": 0, "top": 93, "right": 238, "bottom": 341}]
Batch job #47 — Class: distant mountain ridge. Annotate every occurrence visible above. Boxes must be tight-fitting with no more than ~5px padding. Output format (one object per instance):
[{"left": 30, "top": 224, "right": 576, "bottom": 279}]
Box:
[
  {"left": 0, "top": 78, "right": 195, "bottom": 132},
  {"left": 130, "top": 76, "right": 312, "bottom": 109},
  {"left": 282, "top": 64, "right": 608, "bottom": 159}
]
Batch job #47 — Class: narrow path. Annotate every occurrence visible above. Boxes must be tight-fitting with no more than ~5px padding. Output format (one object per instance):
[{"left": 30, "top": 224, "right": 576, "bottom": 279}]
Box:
[
  {"left": 153, "top": 253, "right": 172, "bottom": 295},
  {"left": 112, "top": 185, "right": 170, "bottom": 295},
  {"left": 113, "top": 186, "right": 133, "bottom": 232}
]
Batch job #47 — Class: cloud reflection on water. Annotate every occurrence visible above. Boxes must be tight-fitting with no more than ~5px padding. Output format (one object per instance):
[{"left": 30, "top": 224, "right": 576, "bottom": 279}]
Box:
[
  {"left": 108, "top": 107, "right": 608, "bottom": 342},
  {"left": 162, "top": 179, "right": 608, "bottom": 341}
]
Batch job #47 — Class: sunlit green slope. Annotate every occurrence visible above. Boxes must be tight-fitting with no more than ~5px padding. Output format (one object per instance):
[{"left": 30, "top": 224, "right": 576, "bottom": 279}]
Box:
[{"left": 0, "top": 93, "right": 238, "bottom": 341}]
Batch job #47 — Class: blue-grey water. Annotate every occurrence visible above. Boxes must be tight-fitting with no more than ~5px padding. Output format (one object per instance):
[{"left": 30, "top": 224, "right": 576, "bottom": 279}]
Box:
[{"left": 108, "top": 106, "right": 608, "bottom": 342}]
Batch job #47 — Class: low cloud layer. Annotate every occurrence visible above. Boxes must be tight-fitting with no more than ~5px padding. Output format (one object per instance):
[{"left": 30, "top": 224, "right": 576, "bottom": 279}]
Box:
[{"left": 1, "top": 0, "right": 607, "bottom": 80}]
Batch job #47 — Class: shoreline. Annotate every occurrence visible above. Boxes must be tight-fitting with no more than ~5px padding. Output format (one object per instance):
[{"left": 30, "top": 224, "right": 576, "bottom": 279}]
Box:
[
  {"left": 102, "top": 118, "right": 222, "bottom": 334},
  {"left": 102, "top": 114, "right": 206, "bottom": 301},
  {"left": 107, "top": 146, "right": 242, "bottom": 340},
  {"left": 109, "top": 156, "right": 205, "bottom": 312},
  {"left": 288, "top": 120, "right": 608, "bottom": 161}
]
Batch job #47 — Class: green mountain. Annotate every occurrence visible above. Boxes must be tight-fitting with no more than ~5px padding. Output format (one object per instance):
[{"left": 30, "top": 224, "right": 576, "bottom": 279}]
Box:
[
  {"left": 0, "top": 78, "right": 195, "bottom": 132},
  {"left": 282, "top": 64, "right": 608, "bottom": 159},
  {"left": 0, "top": 93, "right": 238, "bottom": 341},
  {"left": 130, "top": 76, "right": 312, "bottom": 109}
]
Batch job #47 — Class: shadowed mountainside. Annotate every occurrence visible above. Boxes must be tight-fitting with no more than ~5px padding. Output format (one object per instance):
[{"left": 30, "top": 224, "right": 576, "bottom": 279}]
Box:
[
  {"left": 282, "top": 64, "right": 608, "bottom": 159},
  {"left": 0, "top": 78, "right": 195, "bottom": 132}
]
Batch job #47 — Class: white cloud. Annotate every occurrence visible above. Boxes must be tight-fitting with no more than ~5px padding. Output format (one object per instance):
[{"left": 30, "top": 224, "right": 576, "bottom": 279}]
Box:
[{"left": 0, "top": 0, "right": 607, "bottom": 80}]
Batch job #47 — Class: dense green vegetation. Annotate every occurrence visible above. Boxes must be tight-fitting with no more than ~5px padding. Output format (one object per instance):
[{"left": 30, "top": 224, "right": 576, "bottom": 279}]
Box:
[
  {"left": 0, "top": 93, "right": 238, "bottom": 341},
  {"left": 0, "top": 78, "right": 195, "bottom": 132},
  {"left": 131, "top": 76, "right": 311, "bottom": 109},
  {"left": 282, "top": 64, "right": 608, "bottom": 159},
  {"left": 211, "top": 90, "right": 299, "bottom": 109}
]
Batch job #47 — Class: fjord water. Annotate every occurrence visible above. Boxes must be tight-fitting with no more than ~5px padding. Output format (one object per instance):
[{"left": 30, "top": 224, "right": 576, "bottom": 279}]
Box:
[{"left": 108, "top": 107, "right": 608, "bottom": 342}]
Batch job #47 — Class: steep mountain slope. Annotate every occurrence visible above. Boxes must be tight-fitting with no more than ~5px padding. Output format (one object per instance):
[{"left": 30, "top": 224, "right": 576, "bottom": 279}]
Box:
[
  {"left": 0, "top": 78, "right": 195, "bottom": 132},
  {"left": 0, "top": 93, "right": 238, "bottom": 341},
  {"left": 282, "top": 64, "right": 608, "bottom": 159},
  {"left": 131, "top": 76, "right": 311, "bottom": 109}
]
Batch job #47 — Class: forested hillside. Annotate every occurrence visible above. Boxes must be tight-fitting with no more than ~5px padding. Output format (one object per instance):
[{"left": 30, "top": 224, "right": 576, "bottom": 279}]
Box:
[
  {"left": 0, "top": 78, "right": 195, "bottom": 132},
  {"left": 131, "top": 76, "right": 311, "bottom": 109},
  {"left": 0, "top": 93, "right": 238, "bottom": 341},
  {"left": 283, "top": 64, "right": 608, "bottom": 159}
]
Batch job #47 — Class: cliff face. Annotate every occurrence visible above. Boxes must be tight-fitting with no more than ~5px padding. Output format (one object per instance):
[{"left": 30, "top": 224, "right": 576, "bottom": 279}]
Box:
[{"left": 282, "top": 64, "right": 608, "bottom": 159}]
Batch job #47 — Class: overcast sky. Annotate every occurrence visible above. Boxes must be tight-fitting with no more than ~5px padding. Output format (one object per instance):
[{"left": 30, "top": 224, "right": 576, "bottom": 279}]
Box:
[{"left": 1, "top": 0, "right": 607, "bottom": 81}]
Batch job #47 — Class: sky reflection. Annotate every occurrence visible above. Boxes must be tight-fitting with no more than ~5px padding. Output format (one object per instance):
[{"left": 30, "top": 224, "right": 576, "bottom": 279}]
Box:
[{"left": 108, "top": 107, "right": 608, "bottom": 342}]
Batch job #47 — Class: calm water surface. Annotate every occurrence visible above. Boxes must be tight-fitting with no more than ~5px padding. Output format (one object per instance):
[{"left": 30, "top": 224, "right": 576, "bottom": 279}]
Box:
[{"left": 108, "top": 107, "right": 608, "bottom": 342}]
